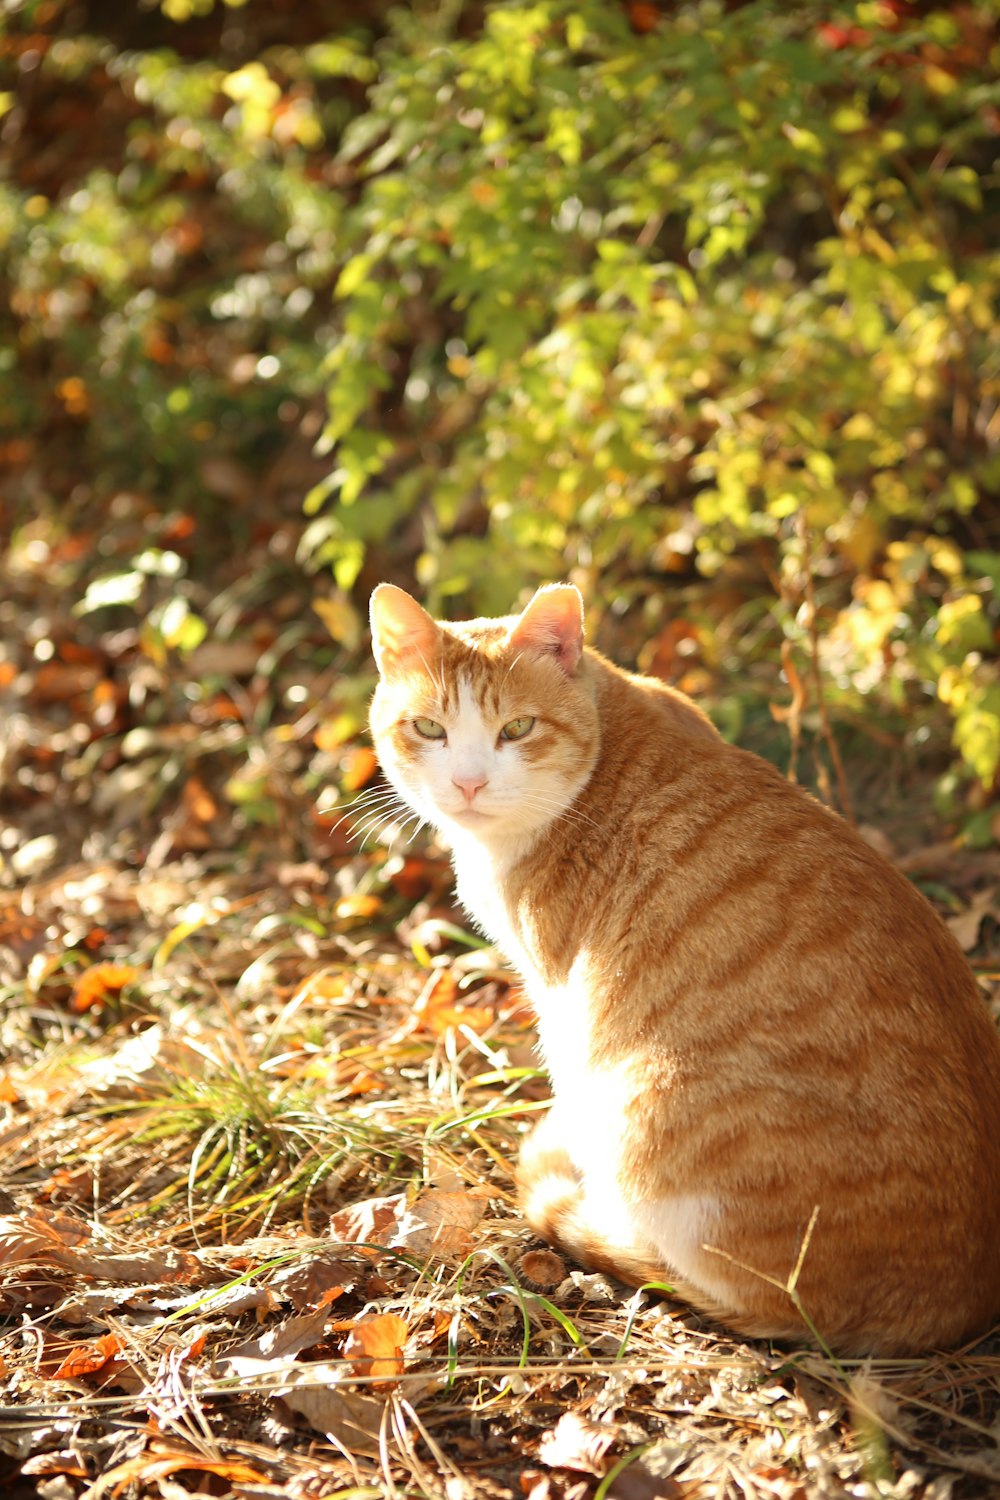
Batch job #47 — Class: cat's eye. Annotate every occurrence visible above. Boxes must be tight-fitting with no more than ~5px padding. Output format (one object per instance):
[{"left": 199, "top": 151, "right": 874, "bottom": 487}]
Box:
[
  {"left": 500, "top": 716, "right": 535, "bottom": 742},
  {"left": 413, "top": 717, "right": 446, "bottom": 740}
]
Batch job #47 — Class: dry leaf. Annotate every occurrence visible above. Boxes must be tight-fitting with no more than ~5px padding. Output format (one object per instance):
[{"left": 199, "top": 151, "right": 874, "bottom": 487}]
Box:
[
  {"left": 343, "top": 1312, "right": 409, "bottom": 1386},
  {"left": 335, "top": 892, "right": 383, "bottom": 923},
  {"left": 313, "top": 594, "right": 363, "bottom": 649},
  {"left": 0, "top": 1210, "right": 91, "bottom": 1268},
  {"left": 83, "top": 1447, "right": 269, "bottom": 1499},
  {"left": 399, "top": 968, "right": 497, "bottom": 1039},
  {"left": 537, "top": 1411, "right": 620, "bottom": 1476},
  {"left": 387, "top": 1188, "right": 486, "bottom": 1262},
  {"left": 328, "top": 1192, "right": 407, "bottom": 1253},
  {"left": 268, "top": 1252, "right": 357, "bottom": 1311},
  {"left": 21, "top": 1451, "right": 89, "bottom": 1478},
  {"left": 947, "top": 887, "right": 997, "bottom": 952},
  {"left": 341, "top": 745, "right": 378, "bottom": 792},
  {"left": 273, "top": 1364, "right": 390, "bottom": 1456},
  {"left": 51, "top": 1331, "right": 124, "bottom": 1380},
  {"left": 225, "top": 1306, "right": 331, "bottom": 1364},
  {"left": 70, "top": 962, "right": 141, "bottom": 1013}
]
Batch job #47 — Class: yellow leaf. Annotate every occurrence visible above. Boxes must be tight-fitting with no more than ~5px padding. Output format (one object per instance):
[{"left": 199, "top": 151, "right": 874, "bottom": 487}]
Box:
[
  {"left": 313, "top": 594, "right": 362, "bottom": 648},
  {"left": 334, "top": 893, "right": 382, "bottom": 923}
]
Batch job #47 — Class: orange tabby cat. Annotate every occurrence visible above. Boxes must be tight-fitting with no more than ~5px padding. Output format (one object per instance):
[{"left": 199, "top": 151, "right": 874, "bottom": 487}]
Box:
[{"left": 368, "top": 581, "right": 1000, "bottom": 1354}]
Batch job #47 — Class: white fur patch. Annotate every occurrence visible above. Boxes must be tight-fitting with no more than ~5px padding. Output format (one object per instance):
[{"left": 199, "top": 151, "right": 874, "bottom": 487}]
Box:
[{"left": 636, "top": 1193, "right": 724, "bottom": 1290}]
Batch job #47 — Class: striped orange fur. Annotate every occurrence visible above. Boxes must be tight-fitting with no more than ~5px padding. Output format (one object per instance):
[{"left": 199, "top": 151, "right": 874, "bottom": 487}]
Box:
[{"left": 369, "top": 582, "right": 1000, "bottom": 1354}]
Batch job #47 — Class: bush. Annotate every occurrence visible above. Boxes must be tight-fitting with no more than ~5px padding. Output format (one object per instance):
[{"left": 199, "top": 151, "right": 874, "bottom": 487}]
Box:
[{"left": 3, "top": 0, "right": 1000, "bottom": 803}]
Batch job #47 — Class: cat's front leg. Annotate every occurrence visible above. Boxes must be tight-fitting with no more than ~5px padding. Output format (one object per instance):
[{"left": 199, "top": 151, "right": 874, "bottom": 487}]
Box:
[{"left": 516, "top": 1109, "right": 663, "bottom": 1289}]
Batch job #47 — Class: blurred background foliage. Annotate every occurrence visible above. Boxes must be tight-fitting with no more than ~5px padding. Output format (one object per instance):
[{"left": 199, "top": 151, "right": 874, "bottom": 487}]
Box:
[{"left": 3, "top": 0, "right": 1000, "bottom": 845}]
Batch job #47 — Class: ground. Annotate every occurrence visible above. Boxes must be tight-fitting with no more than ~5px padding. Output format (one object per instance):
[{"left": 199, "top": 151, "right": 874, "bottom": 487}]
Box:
[{"left": 3, "top": 518, "right": 1000, "bottom": 1500}]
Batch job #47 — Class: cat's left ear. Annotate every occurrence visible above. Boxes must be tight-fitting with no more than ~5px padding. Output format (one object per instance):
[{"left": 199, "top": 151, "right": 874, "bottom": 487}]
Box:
[
  {"left": 510, "top": 584, "right": 584, "bottom": 675},
  {"left": 370, "top": 584, "right": 440, "bottom": 675}
]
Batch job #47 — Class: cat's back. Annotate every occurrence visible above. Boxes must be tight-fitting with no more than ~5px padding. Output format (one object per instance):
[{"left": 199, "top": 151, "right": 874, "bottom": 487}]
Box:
[
  {"left": 561, "top": 652, "right": 1000, "bottom": 1072},
  {"left": 515, "top": 651, "right": 1000, "bottom": 1350},
  {"left": 515, "top": 643, "right": 1000, "bottom": 1179}
]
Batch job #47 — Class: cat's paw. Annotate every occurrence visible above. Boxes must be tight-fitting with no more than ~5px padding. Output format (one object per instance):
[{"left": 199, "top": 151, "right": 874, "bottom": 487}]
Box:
[{"left": 517, "top": 1123, "right": 581, "bottom": 1232}]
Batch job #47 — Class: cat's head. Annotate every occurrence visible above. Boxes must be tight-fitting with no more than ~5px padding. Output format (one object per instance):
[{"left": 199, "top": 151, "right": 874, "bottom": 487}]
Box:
[{"left": 368, "top": 583, "right": 600, "bottom": 852}]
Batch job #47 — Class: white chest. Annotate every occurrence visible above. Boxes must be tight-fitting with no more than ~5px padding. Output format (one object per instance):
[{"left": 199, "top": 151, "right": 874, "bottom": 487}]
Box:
[{"left": 452, "top": 847, "right": 537, "bottom": 981}]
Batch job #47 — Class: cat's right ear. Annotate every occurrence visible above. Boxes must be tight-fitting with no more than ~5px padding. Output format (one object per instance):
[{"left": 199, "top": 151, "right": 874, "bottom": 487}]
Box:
[{"left": 369, "top": 584, "right": 439, "bottom": 676}]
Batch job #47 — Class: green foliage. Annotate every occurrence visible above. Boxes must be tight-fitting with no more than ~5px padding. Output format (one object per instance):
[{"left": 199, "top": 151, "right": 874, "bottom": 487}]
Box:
[
  {"left": 316, "top": 0, "right": 1000, "bottom": 791},
  {"left": 3, "top": 0, "right": 1000, "bottom": 804}
]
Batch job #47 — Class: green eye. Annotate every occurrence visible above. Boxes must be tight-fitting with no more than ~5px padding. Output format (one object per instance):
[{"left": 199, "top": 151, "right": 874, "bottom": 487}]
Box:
[
  {"left": 500, "top": 716, "right": 535, "bottom": 742},
  {"left": 413, "top": 717, "right": 446, "bottom": 740}
]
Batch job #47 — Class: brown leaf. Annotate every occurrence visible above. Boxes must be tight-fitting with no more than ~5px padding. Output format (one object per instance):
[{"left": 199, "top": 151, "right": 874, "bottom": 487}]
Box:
[
  {"left": 407, "top": 968, "right": 497, "bottom": 1038},
  {"left": 334, "top": 892, "right": 383, "bottom": 923},
  {"left": 84, "top": 1446, "right": 269, "bottom": 1499},
  {"left": 225, "top": 1306, "right": 331, "bottom": 1364},
  {"left": 388, "top": 856, "right": 440, "bottom": 901},
  {"left": 341, "top": 745, "right": 378, "bottom": 792},
  {"left": 269, "top": 1252, "right": 357, "bottom": 1312},
  {"left": 0, "top": 1211, "right": 207, "bottom": 1291},
  {"left": 20, "top": 1451, "right": 89, "bottom": 1479},
  {"left": 276, "top": 1368, "right": 389, "bottom": 1456},
  {"left": 386, "top": 1188, "right": 486, "bottom": 1262},
  {"left": 0, "top": 1210, "right": 89, "bottom": 1268}
]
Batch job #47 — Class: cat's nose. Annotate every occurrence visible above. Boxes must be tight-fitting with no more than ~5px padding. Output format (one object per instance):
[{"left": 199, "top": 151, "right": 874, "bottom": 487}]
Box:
[{"left": 452, "top": 773, "right": 488, "bottom": 803}]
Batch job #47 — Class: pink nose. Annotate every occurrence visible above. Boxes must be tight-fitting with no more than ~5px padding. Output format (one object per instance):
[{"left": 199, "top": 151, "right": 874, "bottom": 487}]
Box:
[{"left": 452, "top": 773, "right": 487, "bottom": 804}]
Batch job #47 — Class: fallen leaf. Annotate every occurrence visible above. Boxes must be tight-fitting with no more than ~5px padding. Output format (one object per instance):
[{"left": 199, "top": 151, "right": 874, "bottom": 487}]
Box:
[
  {"left": 70, "top": 962, "right": 141, "bottom": 1014},
  {"left": 0, "top": 1211, "right": 89, "bottom": 1268},
  {"left": 51, "top": 1331, "right": 124, "bottom": 1380},
  {"left": 224, "top": 1306, "right": 331, "bottom": 1364},
  {"left": 387, "top": 1188, "right": 486, "bottom": 1262},
  {"left": 947, "top": 887, "right": 997, "bottom": 952},
  {"left": 328, "top": 1193, "right": 407, "bottom": 1253},
  {"left": 335, "top": 892, "right": 383, "bottom": 923},
  {"left": 401, "top": 969, "right": 497, "bottom": 1039},
  {"left": 20, "top": 1452, "right": 90, "bottom": 1479},
  {"left": 341, "top": 745, "right": 378, "bottom": 792},
  {"left": 268, "top": 1252, "right": 357, "bottom": 1311},
  {"left": 343, "top": 1312, "right": 409, "bottom": 1386},
  {"left": 537, "top": 1411, "right": 620, "bottom": 1476},
  {"left": 84, "top": 1447, "right": 270, "bottom": 1499},
  {"left": 388, "top": 856, "right": 440, "bottom": 901},
  {"left": 276, "top": 1367, "right": 389, "bottom": 1456}
]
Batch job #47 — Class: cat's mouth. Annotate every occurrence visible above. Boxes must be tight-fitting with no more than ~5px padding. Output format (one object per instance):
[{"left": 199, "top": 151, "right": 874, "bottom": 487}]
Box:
[{"left": 446, "top": 802, "right": 495, "bottom": 824}]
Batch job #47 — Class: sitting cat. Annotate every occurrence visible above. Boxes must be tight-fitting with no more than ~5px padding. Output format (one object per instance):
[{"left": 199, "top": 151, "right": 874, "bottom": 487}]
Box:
[{"left": 368, "top": 580, "right": 1000, "bottom": 1354}]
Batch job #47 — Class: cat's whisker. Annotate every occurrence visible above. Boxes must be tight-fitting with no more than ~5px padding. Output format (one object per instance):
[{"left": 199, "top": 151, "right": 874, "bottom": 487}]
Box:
[
  {"left": 333, "top": 786, "right": 416, "bottom": 844},
  {"left": 501, "top": 649, "right": 527, "bottom": 688},
  {"left": 511, "top": 792, "right": 603, "bottom": 836},
  {"left": 324, "top": 789, "right": 405, "bottom": 839},
  {"left": 349, "top": 806, "right": 413, "bottom": 846}
]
